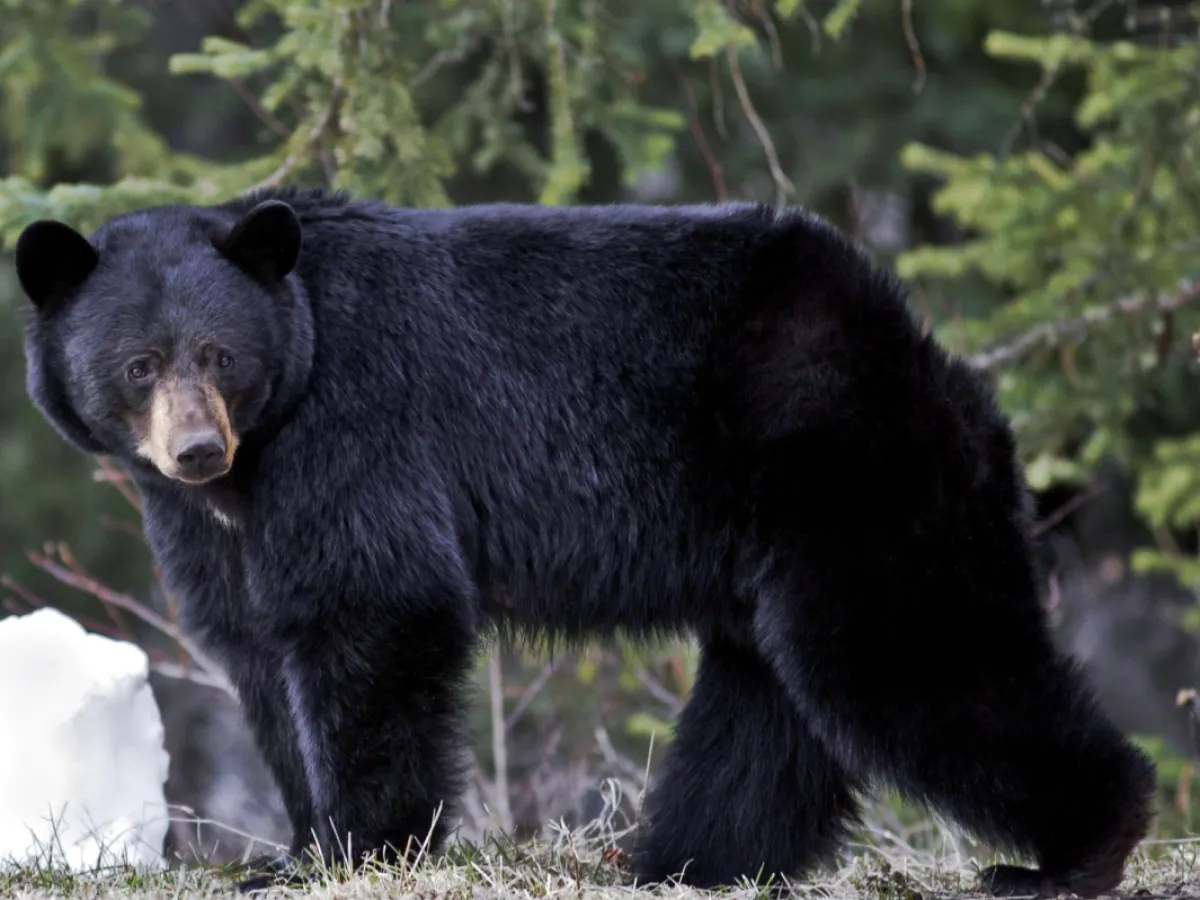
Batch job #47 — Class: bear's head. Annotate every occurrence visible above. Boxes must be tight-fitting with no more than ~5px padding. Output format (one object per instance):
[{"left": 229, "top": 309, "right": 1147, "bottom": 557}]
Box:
[{"left": 14, "top": 198, "right": 306, "bottom": 486}]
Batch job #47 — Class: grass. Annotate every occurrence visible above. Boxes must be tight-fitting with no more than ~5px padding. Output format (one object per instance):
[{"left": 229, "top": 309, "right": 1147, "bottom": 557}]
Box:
[{"left": 5, "top": 814, "right": 1200, "bottom": 900}]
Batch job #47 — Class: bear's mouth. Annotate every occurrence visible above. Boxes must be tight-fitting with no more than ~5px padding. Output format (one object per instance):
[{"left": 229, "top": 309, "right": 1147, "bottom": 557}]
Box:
[{"left": 171, "top": 462, "right": 233, "bottom": 486}]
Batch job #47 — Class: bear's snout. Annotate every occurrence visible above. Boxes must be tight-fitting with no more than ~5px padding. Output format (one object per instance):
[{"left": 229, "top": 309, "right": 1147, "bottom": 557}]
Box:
[
  {"left": 131, "top": 374, "right": 239, "bottom": 484},
  {"left": 172, "top": 430, "right": 228, "bottom": 482}
]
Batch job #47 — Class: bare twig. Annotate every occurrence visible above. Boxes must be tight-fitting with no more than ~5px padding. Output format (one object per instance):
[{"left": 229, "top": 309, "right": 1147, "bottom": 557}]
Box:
[
  {"left": 968, "top": 278, "right": 1200, "bottom": 371},
  {"left": 2, "top": 576, "right": 126, "bottom": 641},
  {"left": 502, "top": 0, "right": 532, "bottom": 113},
  {"left": 229, "top": 78, "right": 290, "bottom": 139},
  {"left": 488, "top": 649, "right": 514, "bottom": 833},
  {"left": 592, "top": 723, "right": 649, "bottom": 796},
  {"left": 725, "top": 45, "right": 792, "bottom": 207},
  {"left": 794, "top": 1, "right": 823, "bottom": 54},
  {"left": 673, "top": 64, "right": 728, "bottom": 202},
  {"left": 97, "top": 514, "right": 143, "bottom": 539},
  {"left": 59, "top": 540, "right": 134, "bottom": 637},
  {"left": 900, "top": 0, "right": 926, "bottom": 93},
  {"left": 24, "top": 549, "right": 233, "bottom": 696},
  {"left": 1032, "top": 483, "right": 1105, "bottom": 537},
  {"left": 94, "top": 458, "right": 140, "bottom": 511},
  {"left": 2, "top": 574, "right": 233, "bottom": 694},
  {"left": 708, "top": 58, "right": 729, "bottom": 141},
  {"left": 505, "top": 657, "right": 563, "bottom": 730},
  {"left": 411, "top": 27, "right": 477, "bottom": 88},
  {"left": 634, "top": 667, "right": 684, "bottom": 716},
  {"left": 760, "top": 10, "right": 784, "bottom": 70},
  {"left": 167, "top": 804, "right": 289, "bottom": 859},
  {"left": 251, "top": 79, "right": 344, "bottom": 191},
  {"left": 149, "top": 659, "right": 235, "bottom": 692},
  {"left": 997, "top": 59, "right": 1062, "bottom": 160}
]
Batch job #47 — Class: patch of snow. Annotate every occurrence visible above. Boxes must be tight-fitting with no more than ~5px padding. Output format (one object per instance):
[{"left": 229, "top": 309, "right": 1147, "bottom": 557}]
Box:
[{"left": 0, "top": 608, "right": 171, "bottom": 872}]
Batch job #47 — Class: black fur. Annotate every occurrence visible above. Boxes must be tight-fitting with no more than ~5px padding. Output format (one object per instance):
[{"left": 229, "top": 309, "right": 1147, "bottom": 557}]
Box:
[{"left": 15, "top": 189, "right": 1157, "bottom": 897}]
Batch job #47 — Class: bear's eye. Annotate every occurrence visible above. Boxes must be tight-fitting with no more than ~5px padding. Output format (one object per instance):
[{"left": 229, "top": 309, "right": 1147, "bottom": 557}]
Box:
[
  {"left": 127, "top": 362, "right": 150, "bottom": 382},
  {"left": 217, "top": 353, "right": 235, "bottom": 369}
]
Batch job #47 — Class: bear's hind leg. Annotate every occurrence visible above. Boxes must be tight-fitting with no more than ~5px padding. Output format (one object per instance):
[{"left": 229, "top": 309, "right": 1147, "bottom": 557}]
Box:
[
  {"left": 633, "top": 632, "right": 862, "bottom": 890},
  {"left": 751, "top": 553, "right": 1156, "bottom": 899}
]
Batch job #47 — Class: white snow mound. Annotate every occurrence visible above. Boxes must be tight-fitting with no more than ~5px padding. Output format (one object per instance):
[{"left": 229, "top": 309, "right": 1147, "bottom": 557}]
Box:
[{"left": 0, "top": 608, "right": 171, "bottom": 872}]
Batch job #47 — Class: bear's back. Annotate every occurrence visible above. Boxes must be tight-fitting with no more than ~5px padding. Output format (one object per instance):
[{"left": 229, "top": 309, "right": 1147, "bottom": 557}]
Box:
[
  {"left": 283, "top": 195, "right": 923, "bottom": 464},
  {"left": 251, "top": 194, "right": 926, "bottom": 637}
]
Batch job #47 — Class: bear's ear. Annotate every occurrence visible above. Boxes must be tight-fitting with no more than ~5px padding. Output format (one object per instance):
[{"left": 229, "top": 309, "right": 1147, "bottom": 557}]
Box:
[
  {"left": 15, "top": 220, "right": 99, "bottom": 311},
  {"left": 218, "top": 199, "right": 302, "bottom": 282}
]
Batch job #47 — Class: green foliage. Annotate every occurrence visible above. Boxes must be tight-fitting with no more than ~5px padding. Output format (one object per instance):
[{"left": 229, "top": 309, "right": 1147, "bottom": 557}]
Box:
[
  {"left": 1, "top": 0, "right": 709, "bottom": 231},
  {"left": 688, "top": 0, "right": 758, "bottom": 59},
  {"left": 0, "top": 0, "right": 154, "bottom": 182},
  {"left": 896, "top": 20, "right": 1200, "bottom": 591},
  {"left": 0, "top": 0, "right": 266, "bottom": 239},
  {"left": 0, "top": 0, "right": 929, "bottom": 238},
  {"left": 821, "top": 0, "right": 865, "bottom": 40}
]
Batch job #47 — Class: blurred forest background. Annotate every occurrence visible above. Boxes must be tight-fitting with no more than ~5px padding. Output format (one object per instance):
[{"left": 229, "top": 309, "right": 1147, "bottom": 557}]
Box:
[{"left": 5, "top": 0, "right": 1200, "bottom": 873}]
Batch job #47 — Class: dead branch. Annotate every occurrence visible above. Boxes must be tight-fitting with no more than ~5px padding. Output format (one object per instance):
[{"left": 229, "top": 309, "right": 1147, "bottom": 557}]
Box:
[
  {"left": 592, "top": 722, "right": 650, "bottom": 802},
  {"left": 2, "top": 575, "right": 127, "bottom": 641},
  {"left": 149, "top": 659, "right": 235, "bottom": 693},
  {"left": 725, "top": 45, "right": 792, "bottom": 207},
  {"left": 673, "top": 63, "right": 728, "bottom": 202},
  {"left": 968, "top": 277, "right": 1200, "bottom": 371},
  {"left": 251, "top": 78, "right": 344, "bottom": 191},
  {"left": 2, "top": 573, "right": 234, "bottom": 695},
  {"left": 487, "top": 649, "right": 514, "bottom": 833},
  {"left": 94, "top": 458, "right": 141, "bottom": 511},
  {"left": 901, "top": 0, "right": 926, "bottom": 93},
  {"left": 411, "top": 25, "right": 477, "bottom": 88},
  {"left": 1032, "top": 483, "right": 1105, "bottom": 537},
  {"left": 504, "top": 657, "right": 563, "bottom": 731},
  {"left": 56, "top": 541, "right": 133, "bottom": 638},
  {"left": 634, "top": 667, "right": 684, "bottom": 716},
  {"left": 229, "top": 78, "right": 290, "bottom": 139},
  {"left": 22, "top": 548, "right": 234, "bottom": 697},
  {"left": 708, "top": 58, "right": 729, "bottom": 140}
]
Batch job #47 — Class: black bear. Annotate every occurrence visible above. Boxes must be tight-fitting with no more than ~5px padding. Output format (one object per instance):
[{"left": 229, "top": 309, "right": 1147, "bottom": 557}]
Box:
[{"left": 14, "top": 188, "right": 1156, "bottom": 898}]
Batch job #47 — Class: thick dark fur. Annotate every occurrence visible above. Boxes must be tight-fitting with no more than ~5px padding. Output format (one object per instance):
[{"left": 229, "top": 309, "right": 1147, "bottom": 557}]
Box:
[{"left": 15, "top": 188, "right": 1156, "bottom": 897}]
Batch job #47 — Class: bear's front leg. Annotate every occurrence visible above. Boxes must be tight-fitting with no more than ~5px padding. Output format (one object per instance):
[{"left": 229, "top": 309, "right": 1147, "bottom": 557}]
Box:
[
  {"left": 234, "top": 436, "right": 484, "bottom": 892},
  {"left": 238, "top": 598, "right": 478, "bottom": 892}
]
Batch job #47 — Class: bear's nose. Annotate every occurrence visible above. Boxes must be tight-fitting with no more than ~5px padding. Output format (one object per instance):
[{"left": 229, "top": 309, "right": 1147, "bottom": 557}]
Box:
[{"left": 175, "top": 432, "right": 227, "bottom": 480}]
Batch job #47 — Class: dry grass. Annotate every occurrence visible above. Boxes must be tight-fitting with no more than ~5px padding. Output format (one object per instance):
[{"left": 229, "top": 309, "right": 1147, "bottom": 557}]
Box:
[{"left": 5, "top": 814, "right": 1200, "bottom": 900}]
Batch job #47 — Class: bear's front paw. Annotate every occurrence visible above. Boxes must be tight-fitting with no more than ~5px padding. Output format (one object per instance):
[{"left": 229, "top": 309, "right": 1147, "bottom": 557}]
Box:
[
  {"left": 233, "top": 854, "right": 314, "bottom": 894},
  {"left": 978, "top": 864, "right": 1058, "bottom": 898}
]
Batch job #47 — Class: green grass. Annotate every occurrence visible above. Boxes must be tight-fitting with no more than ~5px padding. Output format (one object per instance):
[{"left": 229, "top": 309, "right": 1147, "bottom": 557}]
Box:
[{"left": 5, "top": 819, "right": 1200, "bottom": 900}]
